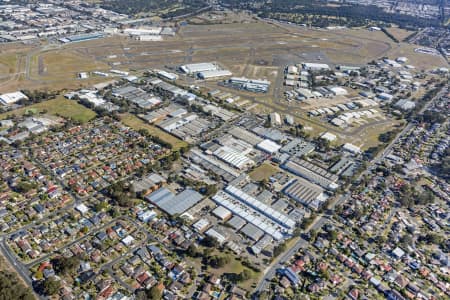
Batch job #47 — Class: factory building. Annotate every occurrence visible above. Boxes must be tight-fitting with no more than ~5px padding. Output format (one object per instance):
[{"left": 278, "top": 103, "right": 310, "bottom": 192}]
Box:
[
  {"left": 180, "top": 62, "right": 218, "bottom": 74},
  {"left": 145, "top": 187, "right": 203, "bottom": 216},
  {"left": 280, "top": 138, "right": 315, "bottom": 157},
  {"left": 342, "top": 143, "right": 362, "bottom": 155},
  {"left": 257, "top": 139, "right": 282, "bottom": 154},
  {"left": 0, "top": 91, "right": 28, "bottom": 105},
  {"left": 124, "top": 27, "right": 162, "bottom": 36},
  {"left": 157, "top": 70, "right": 178, "bottom": 81},
  {"left": 213, "top": 146, "right": 255, "bottom": 170},
  {"left": 296, "top": 88, "right": 317, "bottom": 99},
  {"left": 198, "top": 69, "right": 233, "bottom": 80},
  {"left": 228, "top": 77, "right": 271, "bottom": 93},
  {"left": 212, "top": 206, "right": 232, "bottom": 221},
  {"left": 193, "top": 218, "right": 210, "bottom": 233},
  {"left": 270, "top": 112, "right": 282, "bottom": 126},
  {"left": 301, "top": 63, "right": 330, "bottom": 71},
  {"left": 328, "top": 86, "right": 348, "bottom": 96},
  {"left": 212, "top": 191, "right": 285, "bottom": 241},
  {"left": 59, "top": 32, "right": 104, "bottom": 43},
  {"left": 282, "top": 158, "right": 339, "bottom": 191},
  {"left": 283, "top": 178, "right": 328, "bottom": 211},
  {"left": 205, "top": 227, "right": 227, "bottom": 245},
  {"left": 225, "top": 185, "right": 296, "bottom": 231}
]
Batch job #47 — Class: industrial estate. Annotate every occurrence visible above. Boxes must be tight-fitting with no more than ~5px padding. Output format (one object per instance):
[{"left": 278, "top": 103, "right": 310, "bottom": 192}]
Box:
[{"left": 0, "top": 1, "right": 449, "bottom": 300}]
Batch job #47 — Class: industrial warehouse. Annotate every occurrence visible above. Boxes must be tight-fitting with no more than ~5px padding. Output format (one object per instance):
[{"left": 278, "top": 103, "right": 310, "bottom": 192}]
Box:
[
  {"left": 282, "top": 178, "right": 328, "bottom": 211},
  {"left": 224, "top": 77, "right": 271, "bottom": 93},
  {"left": 179, "top": 62, "right": 232, "bottom": 80},
  {"left": 282, "top": 158, "right": 340, "bottom": 191},
  {"left": 145, "top": 187, "right": 204, "bottom": 216},
  {"left": 112, "top": 85, "right": 162, "bottom": 109}
]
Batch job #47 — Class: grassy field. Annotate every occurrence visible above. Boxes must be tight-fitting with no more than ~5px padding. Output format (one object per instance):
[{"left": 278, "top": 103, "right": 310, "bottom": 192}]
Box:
[
  {"left": 119, "top": 113, "right": 187, "bottom": 150},
  {"left": 30, "top": 49, "right": 109, "bottom": 80},
  {"left": 385, "top": 27, "right": 415, "bottom": 42},
  {"left": 386, "top": 43, "right": 448, "bottom": 69},
  {"left": 0, "top": 53, "right": 17, "bottom": 74},
  {"left": 0, "top": 97, "right": 97, "bottom": 123},
  {"left": 343, "top": 119, "right": 404, "bottom": 150},
  {"left": 249, "top": 163, "right": 279, "bottom": 181},
  {"left": 188, "top": 249, "right": 260, "bottom": 292}
]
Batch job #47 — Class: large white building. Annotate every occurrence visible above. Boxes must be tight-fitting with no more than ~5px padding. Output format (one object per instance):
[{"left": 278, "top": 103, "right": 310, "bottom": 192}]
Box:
[
  {"left": 124, "top": 27, "right": 162, "bottom": 36},
  {"left": 213, "top": 146, "right": 255, "bottom": 170},
  {"left": 180, "top": 62, "right": 218, "bottom": 74},
  {"left": 198, "top": 69, "right": 232, "bottom": 80},
  {"left": 0, "top": 91, "right": 28, "bottom": 105},
  {"left": 302, "top": 63, "right": 330, "bottom": 71}
]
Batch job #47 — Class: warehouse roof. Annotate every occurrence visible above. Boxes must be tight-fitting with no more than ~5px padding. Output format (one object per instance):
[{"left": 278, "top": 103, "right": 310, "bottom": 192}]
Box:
[
  {"left": 0, "top": 91, "right": 28, "bottom": 105},
  {"left": 240, "top": 223, "right": 264, "bottom": 241},
  {"left": 282, "top": 158, "right": 339, "bottom": 190},
  {"left": 228, "top": 126, "right": 263, "bottom": 146},
  {"left": 213, "top": 191, "right": 285, "bottom": 240},
  {"left": 342, "top": 143, "right": 361, "bottom": 155},
  {"left": 227, "top": 215, "right": 246, "bottom": 230},
  {"left": 213, "top": 146, "right": 254, "bottom": 169},
  {"left": 212, "top": 206, "right": 232, "bottom": 220},
  {"left": 225, "top": 185, "right": 296, "bottom": 229},
  {"left": 146, "top": 187, "right": 203, "bottom": 216},
  {"left": 198, "top": 69, "right": 232, "bottom": 79},
  {"left": 257, "top": 139, "right": 282, "bottom": 154},
  {"left": 180, "top": 62, "right": 217, "bottom": 74},
  {"left": 205, "top": 227, "right": 227, "bottom": 244},
  {"left": 283, "top": 178, "right": 326, "bottom": 210},
  {"left": 281, "top": 138, "right": 315, "bottom": 157}
]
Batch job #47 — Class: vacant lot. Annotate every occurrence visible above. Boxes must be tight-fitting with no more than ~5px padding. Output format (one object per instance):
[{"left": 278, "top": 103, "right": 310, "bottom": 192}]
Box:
[
  {"left": 119, "top": 113, "right": 187, "bottom": 150},
  {"left": 0, "top": 97, "right": 97, "bottom": 123},
  {"left": 342, "top": 119, "right": 404, "bottom": 150},
  {"left": 249, "top": 163, "right": 280, "bottom": 181}
]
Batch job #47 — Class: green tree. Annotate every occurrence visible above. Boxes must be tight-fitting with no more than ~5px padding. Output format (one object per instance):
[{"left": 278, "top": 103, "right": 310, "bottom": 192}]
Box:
[
  {"left": 51, "top": 256, "right": 80, "bottom": 276},
  {"left": 146, "top": 284, "right": 163, "bottom": 300},
  {"left": 0, "top": 269, "right": 35, "bottom": 300},
  {"left": 237, "top": 269, "right": 252, "bottom": 282},
  {"left": 202, "top": 236, "right": 219, "bottom": 248},
  {"left": 43, "top": 277, "right": 61, "bottom": 295}
]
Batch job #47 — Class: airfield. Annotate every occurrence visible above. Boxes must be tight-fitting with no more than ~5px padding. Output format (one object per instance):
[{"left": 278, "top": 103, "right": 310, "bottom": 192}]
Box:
[{"left": 0, "top": 17, "right": 447, "bottom": 149}]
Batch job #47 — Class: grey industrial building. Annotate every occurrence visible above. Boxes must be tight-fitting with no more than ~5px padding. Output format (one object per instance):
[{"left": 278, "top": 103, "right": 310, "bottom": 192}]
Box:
[
  {"left": 145, "top": 187, "right": 203, "bottom": 216},
  {"left": 282, "top": 158, "right": 339, "bottom": 191},
  {"left": 283, "top": 178, "right": 328, "bottom": 211}
]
